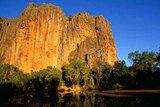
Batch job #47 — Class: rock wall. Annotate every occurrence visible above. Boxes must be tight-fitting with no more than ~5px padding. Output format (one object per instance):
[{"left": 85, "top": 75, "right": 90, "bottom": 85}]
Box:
[{"left": 0, "top": 3, "right": 118, "bottom": 73}]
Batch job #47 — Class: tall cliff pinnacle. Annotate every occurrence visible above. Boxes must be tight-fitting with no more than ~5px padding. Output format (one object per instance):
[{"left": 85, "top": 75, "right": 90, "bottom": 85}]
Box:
[{"left": 0, "top": 3, "right": 118, "bottom": 73}]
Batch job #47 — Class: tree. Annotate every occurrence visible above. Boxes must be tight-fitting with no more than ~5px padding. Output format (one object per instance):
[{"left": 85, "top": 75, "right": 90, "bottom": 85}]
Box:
[
  {"left": 156, "top": 49, "right": 160, "bottom": 68},
  {"left": 133, "top": 69, "right": 152, "bottom": 88},
  {"left": 0, "top": 64, "right": 26, "bottom": 87},
  {"left": 91, "top": 61, "right": 113, "bottom": 88},
  {"left": 62, "top": 59, "right": 89, "bottom": 87},
  {"left": 91, "top": 61, "right": 109, "bottom": 87},
  {"left": 100, "top": 63, "right": 113, "bottom": 89},
  {"left": 0, "top": 64, "right": 18, "bottom": 83},
  {"left": 152, "top": 68, "right": 160, "bottom": 87},
  {"left": 128, "top": 50, "right": 160, "bottom": 88},
  {"left": 128, "top": 51, "right": 157, "bottom": 71},
  {"left": 112, "top": 61, "right": 128, "bottom": 83}
]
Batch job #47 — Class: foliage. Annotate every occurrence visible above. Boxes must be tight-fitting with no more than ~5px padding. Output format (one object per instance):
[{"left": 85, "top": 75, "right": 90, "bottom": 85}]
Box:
[
  {"left": 62, "top": 59, "right": 90, "bottom": 87},
  {"left": 87, "top": 75, "right": 95, "bottom": 89},
  {"left": 156, "top": 49, "right": 160, "bottom": 68},
  {"left": 133, "top": 69, "right": 153, "bottom": 88},
  {"left": 28, "top": 67, "right": 64, "bottom": 86},
  {"left": 128, "top": 51, "right": 157, "bottom": 71},
  {"left": 0, "top": 64, "right": 26, "bottom": 87},
  {"left": 0, "top": 49, "right": 160, "bottom": 92},
  {"left": 152, "top": 68, "right": 160, "bottom": 87},
  {"left": 112, "top": 61, "right": 128, "bottom": 83},
  {"left": 0, "top": 64, "right": 10, "bottom": 82},
  {"left": 0, "top": 64, "right": 63, "bottom": 88},
  {"left": 91, "top": 60, "right": 111, "bottom": 88},
  {"left": 100, "top": 63, "right": 113, "bottom": 89}
]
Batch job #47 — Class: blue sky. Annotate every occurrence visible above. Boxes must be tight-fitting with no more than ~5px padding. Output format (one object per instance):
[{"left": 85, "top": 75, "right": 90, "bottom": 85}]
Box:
[{"left": 0, "top": 0, "right": 160, "bottom": 65}]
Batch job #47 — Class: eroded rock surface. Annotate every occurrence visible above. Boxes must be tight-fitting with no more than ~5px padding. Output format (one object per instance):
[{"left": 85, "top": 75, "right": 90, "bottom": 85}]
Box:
[{"left": 0, "top": 3, "right": 118, "bottom": 73}]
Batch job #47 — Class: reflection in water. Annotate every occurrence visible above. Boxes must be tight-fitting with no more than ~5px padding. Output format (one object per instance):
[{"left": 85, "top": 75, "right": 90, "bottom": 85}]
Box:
[
  {"left": 1, "top": 89, "right": 160, "bottom": 107},
  {"left": 57, "top": 92, "right": 160, "bottom": 107}
]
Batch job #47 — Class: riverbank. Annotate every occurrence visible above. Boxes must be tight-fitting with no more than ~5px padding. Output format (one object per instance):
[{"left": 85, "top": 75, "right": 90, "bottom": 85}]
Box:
[
  {"left": 57, "top": 87, "right": 160, "bottom": 97},
  {"left": 92, "top": 89, "right": 160, "bottom": 97}
]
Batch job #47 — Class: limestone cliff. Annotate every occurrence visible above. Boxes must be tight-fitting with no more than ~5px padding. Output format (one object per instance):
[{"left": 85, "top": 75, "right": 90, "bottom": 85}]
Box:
[{"left": 0, "top": 3, "right": 118, "bottom": 73}]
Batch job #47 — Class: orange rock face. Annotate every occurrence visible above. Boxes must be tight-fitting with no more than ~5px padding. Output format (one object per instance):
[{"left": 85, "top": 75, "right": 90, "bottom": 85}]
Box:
[{"left": 0, "top": 3, "right": 118, "bottom": 73}]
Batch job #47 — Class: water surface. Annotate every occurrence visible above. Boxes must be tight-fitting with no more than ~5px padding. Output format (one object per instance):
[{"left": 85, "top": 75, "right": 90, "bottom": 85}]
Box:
[{"left": 1, "top": 90, "right": 160, "bottom": 107}]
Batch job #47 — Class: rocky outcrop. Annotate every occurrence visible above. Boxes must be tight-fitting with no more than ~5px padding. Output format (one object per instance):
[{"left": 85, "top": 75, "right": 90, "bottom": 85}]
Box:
[{"left": 0, "top": 3, "right": 118, "bottom": 73}]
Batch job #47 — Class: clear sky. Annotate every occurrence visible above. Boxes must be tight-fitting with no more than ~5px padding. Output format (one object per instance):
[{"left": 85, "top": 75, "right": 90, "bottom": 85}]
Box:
[{"left": 0, "top": 0, "right": 160, "bottom": 65}]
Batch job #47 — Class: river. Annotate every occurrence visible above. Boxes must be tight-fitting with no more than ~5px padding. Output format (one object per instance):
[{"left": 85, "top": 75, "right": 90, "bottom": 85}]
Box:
[{"left": 1, "top": 90, "right": 160, "bottom": 107}]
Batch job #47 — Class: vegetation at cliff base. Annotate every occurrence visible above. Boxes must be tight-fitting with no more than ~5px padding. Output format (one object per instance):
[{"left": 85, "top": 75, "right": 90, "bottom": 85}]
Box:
[{"left": 0, "top": 50, "right": 159, "bottom": 104}]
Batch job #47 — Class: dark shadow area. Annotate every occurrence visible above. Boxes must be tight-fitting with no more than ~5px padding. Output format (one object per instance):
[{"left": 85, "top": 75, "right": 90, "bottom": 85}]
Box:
[
  {"left": 0, "top": 77, "right": 59, "bottom": 106},
  {"left": 0, "top": 83, "right": 18, "bottom": 104},
  {"left": 56, "top": 92, "right": 160, "bottom": 107}
]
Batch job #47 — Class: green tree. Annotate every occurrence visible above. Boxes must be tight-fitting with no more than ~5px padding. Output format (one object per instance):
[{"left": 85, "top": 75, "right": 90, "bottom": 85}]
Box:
[
  {"left": 27, "top": 67, "right": 63, "bottom": 86},
  {"left": 91, "top": 61, "right": 104, "bottom": 87},
  {"left": 0, "top": 64, "right": 26, "bottom": 87},
  {"left": 111, "top": 61, "right": 134, "bottom": 88},
  {"left": 47, "top": 66, "right": 64, "bottom": 85},
  {"left": 112, "top": 61, "right": 128, "bottom": 83},
  {"left": 62, "top": 59, "right": 89, "bottom": 87},
  {"left": 128, "top": 51, "right": 157, "bottom": 71},
  {"left": 128, "top": 50, "right": 160, "bottom": 88},
  {"left": 91, "top": 60, "right": 112, "bottom": 88},
  {"left": 0, "top": 64, "right": 19, "bottom": 83},
  {"left": 156, "top": 49, "right": 160, "bottom": 68},
  {"left": 8, "top": 70, "right": 26, "bottom": 87},
  {"left": 100, "top": 63, "right": 113, "bottom": 89},
  {"left": 0, "top": 64, "right": 11, "bottom": 82}
]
